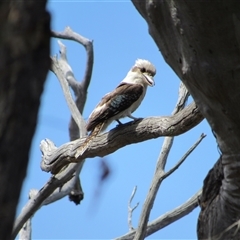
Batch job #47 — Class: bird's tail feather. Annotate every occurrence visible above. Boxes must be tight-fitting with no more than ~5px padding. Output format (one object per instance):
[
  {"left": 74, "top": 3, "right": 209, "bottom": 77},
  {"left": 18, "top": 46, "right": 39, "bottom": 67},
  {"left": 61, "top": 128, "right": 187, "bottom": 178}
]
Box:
[{"left": 75, "top": 122, "right": 104, "bottom": 158}]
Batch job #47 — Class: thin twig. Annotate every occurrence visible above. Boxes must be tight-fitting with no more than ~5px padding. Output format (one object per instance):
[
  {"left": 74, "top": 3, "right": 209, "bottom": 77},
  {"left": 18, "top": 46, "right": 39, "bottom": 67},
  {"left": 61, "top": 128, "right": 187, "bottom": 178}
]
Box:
[
  {"left": 18, "top": 189, "right": 37, "bottom": 240},
  {"left": 115, "top": 189, "right": 202, "bottom": 240},
  {"left": 128, "top": 186, "right": 139, "bottom": 231},
  {"left": 51, "top": 27, "right": 93, "bottom": 93},
  {"left": 163, "top": 133, "right": 206, "bottom": 180}
]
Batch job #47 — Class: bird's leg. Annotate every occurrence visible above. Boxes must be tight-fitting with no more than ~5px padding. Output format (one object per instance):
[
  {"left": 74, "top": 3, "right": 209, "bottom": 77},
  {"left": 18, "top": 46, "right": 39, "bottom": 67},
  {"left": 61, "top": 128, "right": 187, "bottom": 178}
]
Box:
[
  {"left": 127, "top": 114, "right": 140, "bottom": 121},
  {"left": 116, "top": 119, "right": 123, "bottom": 124},
  {"left": 116, "top": 119, "right": 123, "bottom": 127}
]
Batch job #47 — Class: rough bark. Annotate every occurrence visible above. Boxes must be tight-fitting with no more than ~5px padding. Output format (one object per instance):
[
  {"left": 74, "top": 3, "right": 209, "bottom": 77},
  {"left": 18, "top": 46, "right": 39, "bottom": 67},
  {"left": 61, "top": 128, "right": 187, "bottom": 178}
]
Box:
[
  {"left": 0, "top": 1, "right": 50, "bottom": 240},
  {"left": 198, "top": 158, "right": 224, "bottom": 238},
  {"left": 132, "top": 0, "right": 240, "bottom": 239},
  {"left": 40, "top": 102, "right": 203, "bottom": 174}
]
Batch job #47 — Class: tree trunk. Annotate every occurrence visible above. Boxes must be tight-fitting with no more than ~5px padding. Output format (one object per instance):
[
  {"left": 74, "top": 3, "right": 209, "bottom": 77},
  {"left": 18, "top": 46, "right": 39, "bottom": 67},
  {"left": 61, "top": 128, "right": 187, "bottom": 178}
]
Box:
[
  {"left": 0, "top": 1, "right": 50, "bottom": 239},
  {"left": 132, "top": 0, "right": 240, "bottom": 239}
]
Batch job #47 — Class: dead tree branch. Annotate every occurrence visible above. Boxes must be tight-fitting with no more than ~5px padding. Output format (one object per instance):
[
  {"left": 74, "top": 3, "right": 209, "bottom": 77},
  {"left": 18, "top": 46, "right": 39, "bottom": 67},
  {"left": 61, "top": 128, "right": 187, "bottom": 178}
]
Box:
[
  {"left": 128, "top": 186, "right": 139, "bottom": 231},
  {"left": 13, "top": 101, "right": 203, "bottom": 238},
  {"left": 164, "top": 133, "right": 206, "bottom": 179},
  {"left": 41, "top": 101, "right": 204, "bottom": 174},
  {"left": 51, "top": 41, "right": 86, "bottom": 136},
  {"left": 134, "top": 134, "right": 205, "bottom": 239},
  {"left": 52, "top": 27, "right": 94, "bottom": 139},
  {"left": 51, "top": 26, "right": 93, "bottom": 94},
  {"left": 12, "top": 162, "right": 79, "bottom": 239},
  {"left": 133, "top": 83, "right": 189, "bottom": 239},
  {"left": 18, "top": 189, "right": 38, "bottom": 240},
  {"left": 52, "top": 27, "right": 94, "bottom": 204},
  {"left": 115, "top": 189, "right": 202, "bottom": 240},
  {"left": 13, "top": 29, "right": 94, "bottom": 238}
]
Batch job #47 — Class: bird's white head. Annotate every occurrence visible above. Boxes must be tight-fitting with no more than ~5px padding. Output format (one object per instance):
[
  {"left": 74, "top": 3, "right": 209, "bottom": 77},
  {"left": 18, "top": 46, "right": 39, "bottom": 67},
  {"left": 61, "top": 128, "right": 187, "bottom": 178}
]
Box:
[{"left": 122, "top": 59, "right": 156, "bottom": 87}]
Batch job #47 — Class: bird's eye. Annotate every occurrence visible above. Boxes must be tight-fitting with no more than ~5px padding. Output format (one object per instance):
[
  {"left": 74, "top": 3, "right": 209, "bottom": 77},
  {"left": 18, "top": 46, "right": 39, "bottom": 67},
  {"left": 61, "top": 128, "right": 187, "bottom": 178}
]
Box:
[
  {"left": 140, "top": 67, "right": 146, "bottom": 73},
  {"left": 146, "top": 70, "right": 153, "bottom": 76}
]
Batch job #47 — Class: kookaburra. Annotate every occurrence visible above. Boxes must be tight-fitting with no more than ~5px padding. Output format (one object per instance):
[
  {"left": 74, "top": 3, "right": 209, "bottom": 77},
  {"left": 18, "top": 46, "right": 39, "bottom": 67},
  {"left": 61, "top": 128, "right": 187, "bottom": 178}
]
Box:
[{"left": 75, "top": 59, "right": 156, "bottom": 158}]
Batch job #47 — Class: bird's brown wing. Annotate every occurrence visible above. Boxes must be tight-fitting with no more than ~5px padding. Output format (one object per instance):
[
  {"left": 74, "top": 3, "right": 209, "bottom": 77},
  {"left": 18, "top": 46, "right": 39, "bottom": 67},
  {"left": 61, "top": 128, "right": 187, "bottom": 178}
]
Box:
[{"left": 86, "top": 83, "right": 143, "bottom": 132}]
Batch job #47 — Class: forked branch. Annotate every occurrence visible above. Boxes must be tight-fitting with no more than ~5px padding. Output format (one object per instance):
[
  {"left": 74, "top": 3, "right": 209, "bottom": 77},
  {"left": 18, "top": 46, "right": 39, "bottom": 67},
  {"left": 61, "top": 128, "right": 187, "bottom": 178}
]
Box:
[
  {"left": 115, "top": 189, "right": 202, "bottom": 240},
  {"left": 14, "top": 28, "right": 94, "bottom": 239}
]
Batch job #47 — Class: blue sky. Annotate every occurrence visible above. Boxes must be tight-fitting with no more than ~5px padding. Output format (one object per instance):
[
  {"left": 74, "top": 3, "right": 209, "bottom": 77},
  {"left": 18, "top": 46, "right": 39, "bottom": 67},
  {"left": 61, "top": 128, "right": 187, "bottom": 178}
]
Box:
[{"left": 17, "top": 1, "right": 219, "bottom": 239}]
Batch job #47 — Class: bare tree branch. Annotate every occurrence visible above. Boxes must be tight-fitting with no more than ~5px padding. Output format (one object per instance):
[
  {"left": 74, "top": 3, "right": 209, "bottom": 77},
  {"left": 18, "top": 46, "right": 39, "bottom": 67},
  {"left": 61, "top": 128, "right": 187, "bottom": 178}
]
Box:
[
  {"left": 41, "top": 101, "right": 204, "bottom": 174},
  {"left": 45, "top": 30, "right": 92, "bottom": 204},
  {"left": 50, "top": 41, "right": 87, "bottom": 205},
  {"left": 52, "top": 28, "right": 94, "bottom": 204},
  {"left": 164, "top": 133, "right": 206, "bottom": 180},
  {"left": 115, "top": 189, "right": 202, "bottom": 240},
  {"left": 14, "top": 29, "right": 94, "bottom": 238},
  {"left": 134, "top": 133, "right": 205, "bottom": 239},
  {"left": 52, "top": 27, "right": 94, "bottom": 140},
  {"left": 18, "top": 189, "right": 38, "bottom": 240},
  {"left": 128, "top": 186, "right": 139, "bottom": 231},
  {"left": 172, "top": 82, "right": 190, "bottom": 115},
  {"left": 133, "top": 83, "right": 189, "bottom": 239},
  {"left": 51, "top": 27, "right": 93, "bottom": 93},
  {"left": 13, "top": 101, "right": 202, "bottom": 238},
  {"left": 18, "top": 219, "right": 31, "bottom": 240},
  {"left": 50, "top": 41, "right": 86, "bottom": 136},
  {"left": 12, "top": 161, "right": 79, "bottom": 239}
]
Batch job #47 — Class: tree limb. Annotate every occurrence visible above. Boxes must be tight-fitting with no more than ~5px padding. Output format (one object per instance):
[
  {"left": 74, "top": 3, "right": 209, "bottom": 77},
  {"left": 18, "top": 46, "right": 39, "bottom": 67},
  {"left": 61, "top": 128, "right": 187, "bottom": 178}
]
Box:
[
  {"left": 52, "top": 28, "right": 93, "bottom": 204},
  {"left": 15, "top": 30, "right": 93, "bottom": 237},
  {"left": 12, "top": 161, "right": 80, "bottom": 239},
  {"left": 52, "top": 27, "right": 94, "bottom": 139},
  {"left": 0, "top": 1, "right": 50, "bottom": 240},
  {"left": 41, "top": 101, "right": 204, "bottom": 174},
  {"left": 163, "top": 133, "right": 206, "bottom": 179},
  {"left": 51, "top": 43, "right": 86, "bottom": 136},
  {"left": 115, "top": 189, "right": 202, "bottom": 240},
  {"left": 128, "top": 186, "right": 139, "bottom": 231},
  {"left": 51, "top": 27, "right": 93, "bottom": 94},
  {"left": 18, "top": 189, "right": 38, "bottom": 240},
  {"left": 13, "top": 101, "right": 202, "bottom": 238},
  {"left": 133, "top": 83, "right": 197, "bottom": 239}
]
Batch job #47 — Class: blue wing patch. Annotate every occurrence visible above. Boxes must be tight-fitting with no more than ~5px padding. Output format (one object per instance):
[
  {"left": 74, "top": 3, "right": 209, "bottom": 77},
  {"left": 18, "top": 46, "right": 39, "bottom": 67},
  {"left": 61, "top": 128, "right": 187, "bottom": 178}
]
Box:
[{"left": 86, "top": 83, "right": 143, "bottom": 131}]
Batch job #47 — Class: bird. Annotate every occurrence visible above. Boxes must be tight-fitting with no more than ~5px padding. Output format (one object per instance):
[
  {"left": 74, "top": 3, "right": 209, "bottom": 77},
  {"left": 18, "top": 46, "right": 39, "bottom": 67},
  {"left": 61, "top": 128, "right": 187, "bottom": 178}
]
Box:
[{"left": 75, "top": 59, "right": 156, "bottom": 158}]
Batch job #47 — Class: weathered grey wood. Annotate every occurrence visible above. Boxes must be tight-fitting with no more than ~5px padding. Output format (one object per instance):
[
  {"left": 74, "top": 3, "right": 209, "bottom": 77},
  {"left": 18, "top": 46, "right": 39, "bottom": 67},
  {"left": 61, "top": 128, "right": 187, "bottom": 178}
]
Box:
[
  {"left": 51, "top": 28, "right": 94, "bottom": 205},
  {"left": 40, "top": 102, "right": 203, "bottom": 174},
  {"left": 133, "top": 82, "right": 202, "bottom": 239},
  {"left": 115, "top": 189, "right": 202, "bottom": 240},
  {"left": 131, "top": 0, "right": 240, "bottom": 239},
  {"left": 0, "top": 1, "right": 50, "bottom": 240}
]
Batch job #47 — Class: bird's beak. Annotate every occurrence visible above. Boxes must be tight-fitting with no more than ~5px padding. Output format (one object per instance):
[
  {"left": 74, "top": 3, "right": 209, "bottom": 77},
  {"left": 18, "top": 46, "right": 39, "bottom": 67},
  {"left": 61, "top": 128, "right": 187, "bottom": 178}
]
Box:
[{"left": 143, "top": 73, "right": 155, "bottom": 86}]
